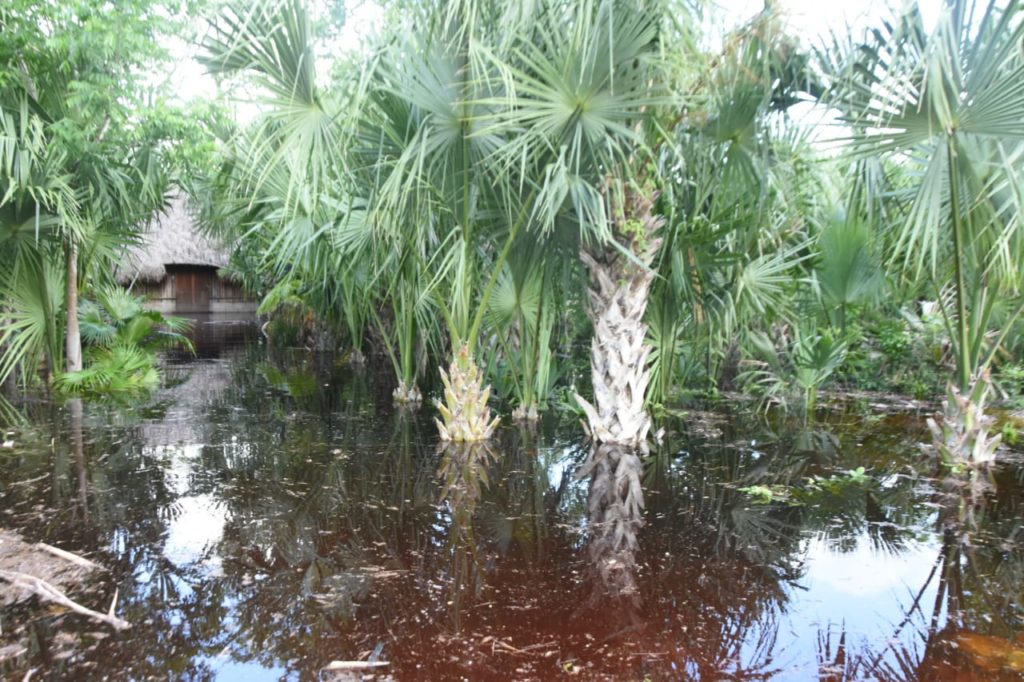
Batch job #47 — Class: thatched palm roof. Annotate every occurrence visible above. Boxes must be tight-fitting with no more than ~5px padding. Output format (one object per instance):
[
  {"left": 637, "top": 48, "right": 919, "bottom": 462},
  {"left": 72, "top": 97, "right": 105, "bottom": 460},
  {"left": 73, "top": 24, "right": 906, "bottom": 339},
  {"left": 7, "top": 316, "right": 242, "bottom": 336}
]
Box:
[{"left": 117, "top": 193, "right": 231, "bottom": 283}]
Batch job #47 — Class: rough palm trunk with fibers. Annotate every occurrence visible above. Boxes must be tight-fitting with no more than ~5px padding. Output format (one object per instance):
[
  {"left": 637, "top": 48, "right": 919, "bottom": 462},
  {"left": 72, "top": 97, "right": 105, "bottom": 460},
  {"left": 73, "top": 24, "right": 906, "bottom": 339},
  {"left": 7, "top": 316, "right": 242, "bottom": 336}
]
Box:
[
  {"left": 575, "top": 184, "right": 664, "bottom": 448},
  {"left": 435, "top": 345, "right": 499, "bottom": 442}
]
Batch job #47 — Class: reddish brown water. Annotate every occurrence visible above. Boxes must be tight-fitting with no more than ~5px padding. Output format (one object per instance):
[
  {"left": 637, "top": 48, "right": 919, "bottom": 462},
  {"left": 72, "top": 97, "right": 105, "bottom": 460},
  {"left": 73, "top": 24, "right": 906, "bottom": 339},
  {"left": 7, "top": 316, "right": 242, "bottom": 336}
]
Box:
[{"left": 0, "top": 322, "right": 1022, "bottom": 680}]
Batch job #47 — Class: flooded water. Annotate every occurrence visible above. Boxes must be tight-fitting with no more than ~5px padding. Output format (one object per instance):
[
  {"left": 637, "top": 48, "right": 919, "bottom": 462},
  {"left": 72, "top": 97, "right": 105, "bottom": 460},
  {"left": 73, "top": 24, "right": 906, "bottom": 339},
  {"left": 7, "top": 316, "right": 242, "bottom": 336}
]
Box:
[{"left": 1, "top": 319, "right": 1023, "bottom": 680}]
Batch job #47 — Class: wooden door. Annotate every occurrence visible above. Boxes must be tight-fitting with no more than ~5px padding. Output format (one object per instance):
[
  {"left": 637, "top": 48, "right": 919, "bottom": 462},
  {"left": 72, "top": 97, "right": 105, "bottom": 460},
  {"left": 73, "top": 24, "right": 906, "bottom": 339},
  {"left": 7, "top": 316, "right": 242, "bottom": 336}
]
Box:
[{"left": 173, "top": 269, "right": 211, "bottom": 312}]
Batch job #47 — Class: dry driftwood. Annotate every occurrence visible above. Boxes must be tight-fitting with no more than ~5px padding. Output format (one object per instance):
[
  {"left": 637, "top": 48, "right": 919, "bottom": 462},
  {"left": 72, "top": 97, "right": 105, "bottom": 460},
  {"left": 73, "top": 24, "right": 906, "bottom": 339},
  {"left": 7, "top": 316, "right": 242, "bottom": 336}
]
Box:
[
  {"left": 0, "top": 569, "right": 130, "bottom": 630},
  {"left": 34, "top": 543, "right": 103, "bottom": 571}
]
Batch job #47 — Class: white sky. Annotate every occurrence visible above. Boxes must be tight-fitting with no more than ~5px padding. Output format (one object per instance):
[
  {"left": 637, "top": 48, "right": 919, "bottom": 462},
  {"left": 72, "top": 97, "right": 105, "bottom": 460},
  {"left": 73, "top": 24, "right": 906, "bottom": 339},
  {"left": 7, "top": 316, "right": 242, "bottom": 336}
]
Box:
[
  {"left": 745, "top": 0, "right": 940, "bottom": 43},
  {"left": 160, "top": 0, "right": 942, "bottom": 113}
]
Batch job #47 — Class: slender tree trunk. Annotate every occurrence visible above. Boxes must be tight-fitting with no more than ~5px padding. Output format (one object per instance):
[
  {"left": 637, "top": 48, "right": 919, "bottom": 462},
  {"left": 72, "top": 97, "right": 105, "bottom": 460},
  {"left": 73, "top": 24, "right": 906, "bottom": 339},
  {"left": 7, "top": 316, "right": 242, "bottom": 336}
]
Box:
[
  {"left": 65, "top": 241, "right": 82, "bottom": 373},
  {"left": 575, "top": 184, "right": 664, "bottom": 448},
  {"left": 1, "top": 308, "right": 17, "bottom": 394},
  {"left": 1, "top": 364, "right": 15, "bottom": 395}
]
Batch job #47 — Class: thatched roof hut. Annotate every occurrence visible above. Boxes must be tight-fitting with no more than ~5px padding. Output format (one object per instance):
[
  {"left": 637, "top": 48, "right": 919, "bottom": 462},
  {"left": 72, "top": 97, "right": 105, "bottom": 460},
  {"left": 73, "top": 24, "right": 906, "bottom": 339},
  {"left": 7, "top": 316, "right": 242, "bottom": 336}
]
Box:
[{"left": 117, "top": 193, "right": 231, "bottom": 284}]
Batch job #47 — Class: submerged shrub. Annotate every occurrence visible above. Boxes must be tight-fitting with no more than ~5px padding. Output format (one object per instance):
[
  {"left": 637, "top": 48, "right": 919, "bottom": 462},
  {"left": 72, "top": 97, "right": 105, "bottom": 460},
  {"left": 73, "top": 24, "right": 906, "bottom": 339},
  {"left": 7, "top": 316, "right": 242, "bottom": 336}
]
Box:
[
  {"left": 739, "top": 327, "right": 847, "bottom": 416},
  {"left": 54, "top": 346, "right": 160, "bottom": 399}
]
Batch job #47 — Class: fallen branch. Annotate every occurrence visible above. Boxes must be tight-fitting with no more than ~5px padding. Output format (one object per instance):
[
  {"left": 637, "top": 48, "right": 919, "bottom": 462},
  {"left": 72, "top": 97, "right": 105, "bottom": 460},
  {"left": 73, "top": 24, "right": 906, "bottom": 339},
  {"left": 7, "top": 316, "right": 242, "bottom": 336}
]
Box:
[
  {"left": 0, "top": 570, "right": 129, "bottom": 630},
  {"left": 34, "top": 543, "right": 103, "bottom": 571},
  {"left": 7, "top": 473, "right": 50, "bottom": 488},
  {"left": 485, "top": 637, "right": 558, "bottom": 656},
  {"left": 321, "top": 661, "right": 390, "bottom": 671}
]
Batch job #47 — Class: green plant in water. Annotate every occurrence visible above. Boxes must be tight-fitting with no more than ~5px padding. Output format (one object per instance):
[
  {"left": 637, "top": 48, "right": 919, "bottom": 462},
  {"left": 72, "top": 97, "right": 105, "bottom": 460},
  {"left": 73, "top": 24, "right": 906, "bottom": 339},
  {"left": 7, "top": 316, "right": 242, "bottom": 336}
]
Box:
[
  {"left": 741, "top": 327, "right": 847, "bottom": 417},
  {"left": 738, "top": 484, "right": 801, "bottom": 506},
  {"left": 793, "top": 330, "right": 848, "bottom": 416},
  {"left": 806, "top": 466, "right": 872, "bottom": 493},
  {"left": 740, "top": 467, "right": 875, "bottom": 506},
  {"left": 54, "top": 286, "right": 192, "bottom": 399}
]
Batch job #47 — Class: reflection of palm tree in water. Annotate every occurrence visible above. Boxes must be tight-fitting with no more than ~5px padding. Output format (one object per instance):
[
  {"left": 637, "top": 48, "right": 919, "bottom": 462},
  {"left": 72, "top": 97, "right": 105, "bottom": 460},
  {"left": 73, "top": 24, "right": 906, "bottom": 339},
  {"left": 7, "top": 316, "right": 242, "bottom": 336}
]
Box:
[
  {"left": 580, "top": 444, "right": 644, "bottom": 607},
  {"left": 69, "top": 398, "right": 89, "bottom": 523},
  {"left": 904, "top": 473, "right": 1018, "bottom": 679},
  {"left": 574, "top": 440, "right": 801, "bottom": 677},
  {"left": 437, "top": 442, "right": 494, "bottom": 632}
]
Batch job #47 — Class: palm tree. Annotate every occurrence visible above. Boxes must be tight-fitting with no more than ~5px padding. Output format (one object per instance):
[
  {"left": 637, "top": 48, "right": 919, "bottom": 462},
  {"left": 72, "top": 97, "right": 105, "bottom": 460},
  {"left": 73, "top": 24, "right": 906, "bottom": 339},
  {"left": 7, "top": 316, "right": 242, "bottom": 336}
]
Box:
[
  {"left": 474, "top": 0, "right": 669, "bottom": 447},
  {"left": 824, "top": 0, "right": 1024, "bottom": 470},
  {"left": 826, "top": 0, "right": 1024, "bottom": 395},
  {"left": 0, "top": 101, "right": 79, "bottom": 384}
]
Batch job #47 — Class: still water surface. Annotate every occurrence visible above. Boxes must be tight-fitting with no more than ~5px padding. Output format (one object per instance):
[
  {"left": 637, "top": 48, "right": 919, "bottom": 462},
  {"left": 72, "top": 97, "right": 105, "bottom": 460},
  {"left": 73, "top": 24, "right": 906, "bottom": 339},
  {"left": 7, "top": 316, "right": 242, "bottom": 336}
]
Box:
[{"left": 1, "top": 319, "right": 1022, "bottom": 680}]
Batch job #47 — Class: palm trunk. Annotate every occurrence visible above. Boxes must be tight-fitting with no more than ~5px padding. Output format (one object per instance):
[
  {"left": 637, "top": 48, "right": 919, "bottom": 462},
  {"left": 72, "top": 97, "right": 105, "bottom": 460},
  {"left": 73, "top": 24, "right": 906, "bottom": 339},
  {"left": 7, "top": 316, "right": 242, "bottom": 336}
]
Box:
[
  {"left": 511, "top": 403, "right": 539, "bottom": 422},
  {"left": 575, "top": 185, "right": 663, "bottom": 448},
  {"left": 435, "top": 344, "right": 499, "bottom": 442},
  {"left": 928, "top": 371, "right": 1000, "bottom": 486},
  {"left": 65, "top": 241, "right": 82, "bottom": 373},
  {"left": 393, "top": 380, "right": 423, "bottom": 404}
]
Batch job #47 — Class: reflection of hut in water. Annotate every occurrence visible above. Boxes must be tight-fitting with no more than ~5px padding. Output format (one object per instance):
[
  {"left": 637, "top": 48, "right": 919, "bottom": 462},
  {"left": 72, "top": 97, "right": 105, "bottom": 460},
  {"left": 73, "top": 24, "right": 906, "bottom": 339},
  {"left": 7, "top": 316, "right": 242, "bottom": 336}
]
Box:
[
  {"left": 117, "top": 194, "right": 256, "bottom": 315},
  {"left": 140, "top": 359, "right": 236, "bottom": 445}
]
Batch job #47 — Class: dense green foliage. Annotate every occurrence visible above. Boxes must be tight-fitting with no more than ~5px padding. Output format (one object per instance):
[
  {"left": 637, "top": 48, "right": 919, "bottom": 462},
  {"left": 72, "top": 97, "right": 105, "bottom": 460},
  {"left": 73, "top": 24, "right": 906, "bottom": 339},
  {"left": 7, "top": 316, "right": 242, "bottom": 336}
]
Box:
[
  {"left": 2, "top": 0, "right": 1022, "bottom": 422},
  {"left": 0, "top": 0, "right": 215, "bottom": 394}
]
